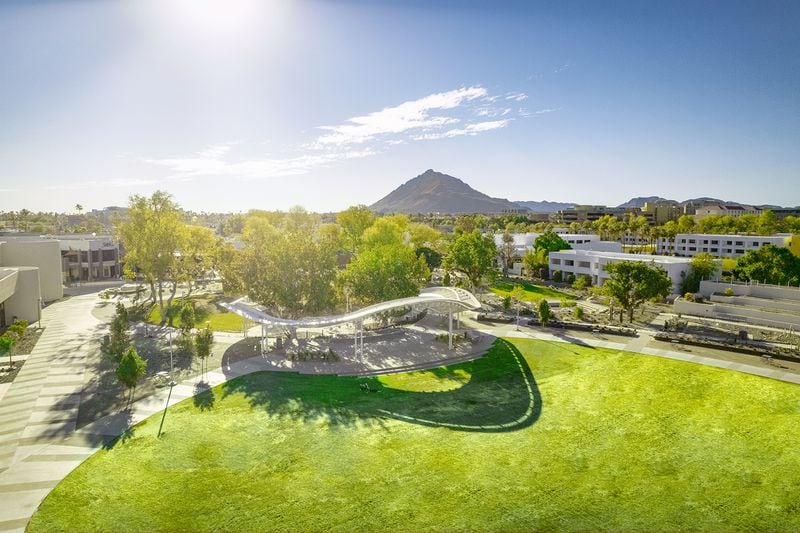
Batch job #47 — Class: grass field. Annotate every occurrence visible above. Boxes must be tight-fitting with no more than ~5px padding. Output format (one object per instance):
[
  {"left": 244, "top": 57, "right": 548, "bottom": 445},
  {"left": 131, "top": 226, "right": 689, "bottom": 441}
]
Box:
[
  {"left": 147, "top": 296, "right": 244, "bottom": 332},
  {"left": 29, "top": 339, "right": 800, "bottom": 532},
  {"left": 491, "top": 279, "right": 575, "bottom": 302}
]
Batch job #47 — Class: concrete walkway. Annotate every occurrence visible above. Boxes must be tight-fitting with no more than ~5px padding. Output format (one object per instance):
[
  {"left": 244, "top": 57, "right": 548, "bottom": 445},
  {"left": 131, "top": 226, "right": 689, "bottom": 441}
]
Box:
[{"left": 1, "top": 298, "right": 799, "bottom": 533}]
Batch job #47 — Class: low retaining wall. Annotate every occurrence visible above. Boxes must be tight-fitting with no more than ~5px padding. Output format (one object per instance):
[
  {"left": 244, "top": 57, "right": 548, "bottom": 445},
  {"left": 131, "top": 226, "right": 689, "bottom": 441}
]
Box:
[
  {"left": 699, "top": 280, "right": 800, "bottom": 300},
  {"left": 674, "top": 298, "right": 800, "bottom": 328}
]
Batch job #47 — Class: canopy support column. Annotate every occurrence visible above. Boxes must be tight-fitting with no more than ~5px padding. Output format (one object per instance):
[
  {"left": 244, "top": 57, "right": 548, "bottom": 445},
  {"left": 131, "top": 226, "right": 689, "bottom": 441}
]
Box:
[{"left": 448, "top": 310, "right": 453, "bottom": 350}]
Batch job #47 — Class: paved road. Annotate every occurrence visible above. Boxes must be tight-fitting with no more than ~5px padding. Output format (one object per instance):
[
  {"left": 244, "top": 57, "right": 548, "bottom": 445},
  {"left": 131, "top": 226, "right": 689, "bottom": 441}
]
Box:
[{"left": 1, "top": 296, "right": 798, "bottom": 533}]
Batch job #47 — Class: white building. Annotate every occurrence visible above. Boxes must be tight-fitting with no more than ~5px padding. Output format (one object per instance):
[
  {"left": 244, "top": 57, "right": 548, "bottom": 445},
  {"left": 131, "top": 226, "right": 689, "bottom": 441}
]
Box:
[
  {"left": 0, "top": 238, "right": 64, "bottom": 325},
  {"left": 657, "top": 233, "right": 791, "bottom": 258},
  {"left": 495, "top": 233, "right": 622, "bottom": 275},
  {"left": 549, "top": 249, "right": 694, "bottom": 293}
]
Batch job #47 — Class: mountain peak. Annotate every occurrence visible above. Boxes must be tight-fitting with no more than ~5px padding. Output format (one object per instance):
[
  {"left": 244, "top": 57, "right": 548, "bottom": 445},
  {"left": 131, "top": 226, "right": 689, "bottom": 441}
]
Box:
[{"left": 370, "top": 170, "right": 526, "bottom": 214}]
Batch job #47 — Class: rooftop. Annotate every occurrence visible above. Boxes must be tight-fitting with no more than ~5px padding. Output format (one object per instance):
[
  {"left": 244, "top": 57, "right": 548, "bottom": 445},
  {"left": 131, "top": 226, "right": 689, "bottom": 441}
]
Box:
[{"left": 551, "top": 249, "right": 693, "bottom": 264}]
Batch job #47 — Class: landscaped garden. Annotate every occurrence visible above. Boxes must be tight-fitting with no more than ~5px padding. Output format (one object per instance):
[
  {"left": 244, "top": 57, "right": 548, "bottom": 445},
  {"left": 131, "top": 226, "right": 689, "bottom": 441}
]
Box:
[
  {"left": 29, "top": 339, "right": 800, "bottom": 531},
  {"left": 491, "top": 279, "right": 575, "bottom": 302},
  {"left": 146, "top": 295, "right": 244, "bottom": 332}
]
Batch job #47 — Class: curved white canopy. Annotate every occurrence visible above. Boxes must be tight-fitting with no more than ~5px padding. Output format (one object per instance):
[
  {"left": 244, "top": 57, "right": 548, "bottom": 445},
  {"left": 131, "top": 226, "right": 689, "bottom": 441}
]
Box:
[{"left": 220, "top": 286, "right": 481, "bottom": 329}]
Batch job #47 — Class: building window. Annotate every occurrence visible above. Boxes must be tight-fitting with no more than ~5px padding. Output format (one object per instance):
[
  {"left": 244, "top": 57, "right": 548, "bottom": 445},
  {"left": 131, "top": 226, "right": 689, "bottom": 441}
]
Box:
[
  {"left": 551, "top": 259, "right": 561, "bottom": 265},
  {"left": 736, "top": 249, "right": 744, "bottom": 254},
  {"left": 735, "top": 241, "right": 743, "bottom": 246},
  {"left": 689, "top": 239, "right": 696, "bottom": 244},
  {"left": 726, "top": 241, "right": 732, "bottom": 245},
  {"left": 711, "top": 240, "right": 718, "bottom": 245},
  {"left": 689, "top": 247, "right": 696, "bottom": 251},
  {"left": 711, "top": 248, "right": 718, "bottom": 253},
  {"left": 565, "top": 260, "right": 574, "bottom": 266}
]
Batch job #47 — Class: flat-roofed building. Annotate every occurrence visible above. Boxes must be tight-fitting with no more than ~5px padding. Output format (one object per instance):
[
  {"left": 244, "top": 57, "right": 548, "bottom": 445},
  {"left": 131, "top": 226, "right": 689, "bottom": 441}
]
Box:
[
  {"left": 55, "top": 234, "right": 122, "bottom": 282},
  {"left": 657, "top": 233, "right": 791, "bottom": 258},
  {"left": 549, "top": 249, "right": 694, "bottom": 293},
  {"left": 495, "top": 233, "right": 622, "bottom": 276},
  {"left": 0, "top": 238, "right": 63, "bottom": 326}
]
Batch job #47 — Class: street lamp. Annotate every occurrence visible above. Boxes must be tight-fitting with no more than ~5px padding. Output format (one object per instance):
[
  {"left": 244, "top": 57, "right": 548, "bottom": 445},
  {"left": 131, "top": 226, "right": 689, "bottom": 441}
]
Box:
[{"left": 168, "top": 328, "right": 176, "bottom": 386}]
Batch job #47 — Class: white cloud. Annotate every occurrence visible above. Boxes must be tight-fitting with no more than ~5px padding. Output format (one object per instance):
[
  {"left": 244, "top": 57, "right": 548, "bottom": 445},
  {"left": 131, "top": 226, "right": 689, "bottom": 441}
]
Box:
[
  {"left": 140, "top": 85, "right": 540, "bottom": 181},
  {"left": 519, "top": 107, "right": 561, "bottom": 118},
  {"left": 412, "top": 119, "right": 510, "bottom": 141},
  {"left": 505, "top": 92, "right": 528, "bottom": 102},
  {"left": 143, "top": 148, "right": 376, "bottom": 181},
  {"left": 315, "top": 86, "right": 486, "bottom": 146}
]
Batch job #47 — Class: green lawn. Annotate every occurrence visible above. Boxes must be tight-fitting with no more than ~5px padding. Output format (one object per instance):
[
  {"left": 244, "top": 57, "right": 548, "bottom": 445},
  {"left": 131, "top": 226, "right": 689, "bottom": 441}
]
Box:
[
  {"left": 28, "top": 339, "right": 800, "bottom": 532},
  {"left": 491, "top": 279, "right": 575, "bottom": 302},
  {"left": 147, "top": 296, "right": 244, "bottom": 332}
]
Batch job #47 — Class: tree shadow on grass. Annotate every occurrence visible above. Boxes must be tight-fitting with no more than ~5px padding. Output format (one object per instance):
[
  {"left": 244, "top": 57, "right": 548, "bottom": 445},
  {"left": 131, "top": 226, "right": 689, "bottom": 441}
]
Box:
[
  {"left": 221, "top": 339, "right": 541, "bottom": 433},
  {"left": 193, "top": 381, "right": 215, "bottom": 411}
]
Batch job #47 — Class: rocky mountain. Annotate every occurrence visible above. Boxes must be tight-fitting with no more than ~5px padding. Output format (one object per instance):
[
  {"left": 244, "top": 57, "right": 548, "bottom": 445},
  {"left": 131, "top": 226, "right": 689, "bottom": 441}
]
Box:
[
  {"left": 513, "top": 200, "right": 574, "bottom": 213},
  {"left": 370, "top": 170, "right": 526, "bottom": 214},
  {"left": 616, "top": 196, "right": 671, "bottom": 209}
]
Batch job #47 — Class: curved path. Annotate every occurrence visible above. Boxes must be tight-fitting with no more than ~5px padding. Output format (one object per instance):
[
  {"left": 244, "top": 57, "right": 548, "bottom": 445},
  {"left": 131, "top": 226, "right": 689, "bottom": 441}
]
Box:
[{"left": 2, "top": 293, "right": 800, "bottom": 533}]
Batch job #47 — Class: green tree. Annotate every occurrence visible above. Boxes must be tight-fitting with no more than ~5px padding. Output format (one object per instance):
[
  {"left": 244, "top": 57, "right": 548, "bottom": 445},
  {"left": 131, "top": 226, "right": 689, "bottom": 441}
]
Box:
[
  {"left": 602, "top": 261, "right": 672, "bottom": 322},
  {"left": 681, "top": 253, "right": 719, "bottom": 293},
  {"left": 0, "top": 335, "right": 15, "bottom": 368},
  {"left": 340, "top": 244, "right": 429, "bottom": 308},
  {"left": 179, "top": 302, "right": 196, "bottom": 332},
  {"left": 757, "top": 209, "right": 777, "bottom": 235},
  {"left": 108, "top": 304, "right": 130, "bottom": 360},
  {"left": 336, "top": 205, "right": 375, "bottom": 251},
  {"left": 676, "top": 214, "right": 696, "bottom": 234},
  {"left": 534, "top": 231, "right": 571, "bottom": 257},
  {"left": 233, "top": 211, "right": 337, "bottom": 318},
  {"left": 522, "top": 249, "right": 548, "bottom": 279},
  {"left": 538, "top": 299, "right": 553, "bottom": 326},
  {"left": 733, "top": 244, "right": 800, "bottom": 285},
  {"left": 195, "top": 326, "right": 214, "bottom": 376},
  {"left": 445, "top": 230, "right": 498, "bottom": 290},
  {"left": 407, "top": 223, "right": 442, "bottom": 250},
  {"left": 415, "top": 246, "right": 442, "bottom": 270},
  {"left": 116, "top": 347, "right": 147, "bottom": 404},
  {"left": 510, "top": 285, "right": 526, "bottom": 326},
  {"left": 499, "top": 232, "right": 515, "bottom": 277},
  {"left": 361, "top": 215, "right": 408, "bottom": 249},
  {"left": 117, "top": 191, "right": 187, "bottom": 322}
]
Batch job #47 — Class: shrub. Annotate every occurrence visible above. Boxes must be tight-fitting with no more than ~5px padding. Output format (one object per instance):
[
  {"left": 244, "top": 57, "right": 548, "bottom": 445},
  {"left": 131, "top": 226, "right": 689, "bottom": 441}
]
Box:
[
  {"left": 502, "top": 296, "right": 512, "bottom": 311},
  {"left": 565, "top": 273, "right": 576, "bottom": 284},
  {"left": 573, "top": 306, "right": 585, "bottom": 320},
  {"left": 560, "top": 298, "right": 576, "bottom": 308},
  {"left": 179, "top": 303, "right": 196, "bottom": 332},
  {"left": 538, "top": 300, "right": 553, "bottom": 326},
  {"left": 520, "top": 307, "right": 534, "bottom": 316},
  {"left": 7, "top": 323, "right": 25, "bottom": 338},
  {"left": 572, "top": 275, "right": 592, "bottom": 290},
  {"left": 442, "top": 271, "right": 451, "bottom": 287},
  {"left": 723, "top": 287, "right": 734, "bottom": 297},
  {"left": 684, "top": 292, "right": 695, "bottom": 302},
  {"left": 177, "top": 332, "right": 196, "bottom": 356},
  {"left": 13, "top": 319, "right": 28, "bottom": 330},
  {"left": 552, "top": 270, "right": 563, "bottom": 282}
]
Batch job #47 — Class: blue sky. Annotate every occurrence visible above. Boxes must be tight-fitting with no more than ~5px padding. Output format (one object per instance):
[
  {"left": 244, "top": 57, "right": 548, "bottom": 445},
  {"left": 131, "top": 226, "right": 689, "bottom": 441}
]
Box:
[{"left": 1, "top": 0, "right": 798, "bottom": 212}]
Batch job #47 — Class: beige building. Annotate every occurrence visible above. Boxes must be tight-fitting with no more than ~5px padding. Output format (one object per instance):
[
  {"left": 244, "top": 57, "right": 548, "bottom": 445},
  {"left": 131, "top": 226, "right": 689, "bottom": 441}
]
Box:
[{"left": 0, "top": 238, "right": 64, "bottom": 326}]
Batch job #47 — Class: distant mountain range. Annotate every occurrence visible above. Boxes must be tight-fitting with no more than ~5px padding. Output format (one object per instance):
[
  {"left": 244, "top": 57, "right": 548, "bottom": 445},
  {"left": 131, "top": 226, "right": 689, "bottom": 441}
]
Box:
[
  {"left": 370, "top": 169, "right": 523, "bottom": 214},
  {"left": 370, "top": 170, "right": 793, "bottom": 214},
  {"left": 513, "top": 200, "right": 574, "bottom": 213}
]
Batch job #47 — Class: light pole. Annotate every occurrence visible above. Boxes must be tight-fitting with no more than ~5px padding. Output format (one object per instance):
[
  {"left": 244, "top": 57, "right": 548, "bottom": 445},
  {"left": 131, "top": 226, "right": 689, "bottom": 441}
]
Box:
[{"left": 168, "top": 328, "right": 176, "bottom": 386}]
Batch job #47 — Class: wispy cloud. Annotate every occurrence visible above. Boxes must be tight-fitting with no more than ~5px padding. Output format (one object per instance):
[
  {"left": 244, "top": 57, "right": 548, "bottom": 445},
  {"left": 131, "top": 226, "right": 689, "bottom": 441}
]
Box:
[
  {"left": 314, "top": 86, "right": 486, "bottom": 146},
  {"left": 518, "top": 107, "right": 561, "bottom": 118},
  {"left": 505, "top": 92, "right": 528, "bottom": 102},
  {"left": 412, "top": 119, "right": 511, "bottom": 141},
  {"left": 141, "top": 85, "right": 542, "bottom": 181}
]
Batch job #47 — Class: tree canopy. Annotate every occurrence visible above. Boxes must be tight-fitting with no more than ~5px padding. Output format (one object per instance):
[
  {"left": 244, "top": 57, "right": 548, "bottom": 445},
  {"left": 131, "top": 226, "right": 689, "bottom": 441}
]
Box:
[
  {"left": 681, "top": 253, "right": 719, "bottom": 293},
  {"left": 733, "top": 244, "right": 800, "bottom": 286},
  {"left": 231, "top": 209, "right": 338, "bottom": 318},
  {"left": 534, "top": 231, "right": 572, "bottom": 256},
  {"left": 602, "top": 261, "right": 672, "bottom": 322},
  {"left": 445, "top": 230, "right": 498, "bottom": 289}
]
